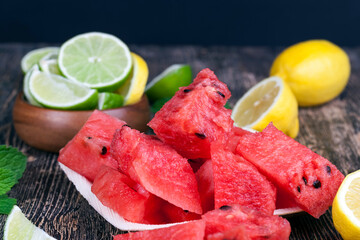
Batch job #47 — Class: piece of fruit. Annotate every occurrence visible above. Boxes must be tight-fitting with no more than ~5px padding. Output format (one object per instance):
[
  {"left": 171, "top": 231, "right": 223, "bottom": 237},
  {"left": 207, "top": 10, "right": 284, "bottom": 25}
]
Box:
[
  {"left": 58, "top": 110, "right": 125, "bottom": 182},
  {"left": 4, "top": 205, "right": 55, "bottom": 240},
  {"left": 161, "top": 202, "right": 201, "bottom": 223},
  {"left": 211, "top": 142, "right": 276, "bottom": 215},
  {"left": 111, "top": 125, "right": 202, "bottom": 214},
  {"left": 113, "top": 220, "right": 205, "bottom": 240},
  {"left": 115, "top": 52, "right": 148, "bottom": 105},
  {"left": 39, "top": 59, "right": 61, "bottom": 75},
  {"left": 270, "top": 39, "right": 351, "bottom": 106},
  {"left": 23, "top": 65, "right": 41, "bottom": 107},
  {"left": 196, "top": 159, "right": 214, "bottom": 213},
  {"left": 28, "top": 70, "right": 98, "bottom": 110},
  {"left": 98, "top": 92, "right": 124, "bottom": 110},
  {"left": 235, "top": 123, "right": 344, "bottom": 218},
  {"left": 231, "top": 76, "right": 299, "bottom": 138},
  {"left": 58, "top": 32, "right": 132, "bottom": 92},
  {"left": 21, "top": 47, "right": 59, "bottom": 73},
  {"left": 332, "top": 169, "right": 360, "bottom": 240},
  {"left": 148, "top": 68, "right": 233, "bottom": 159},
  {"left": 145, "top": 64, "right": 192, "bottom": 102},
  {"left": 202, "top": 204, "right": 291, "bottom": 239}
]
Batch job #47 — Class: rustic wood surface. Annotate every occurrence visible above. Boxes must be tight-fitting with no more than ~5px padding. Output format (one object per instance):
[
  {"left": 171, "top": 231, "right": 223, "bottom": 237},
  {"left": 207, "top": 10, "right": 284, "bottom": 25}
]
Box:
[{"left": 1, "top": 43, "right": 359, "bottom": 239}]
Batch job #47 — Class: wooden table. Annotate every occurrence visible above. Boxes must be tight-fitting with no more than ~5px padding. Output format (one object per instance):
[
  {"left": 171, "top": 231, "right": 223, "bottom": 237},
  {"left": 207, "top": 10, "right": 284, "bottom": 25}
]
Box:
[{"left": 1, "top": 43, "right": 358, "bottom": 239}]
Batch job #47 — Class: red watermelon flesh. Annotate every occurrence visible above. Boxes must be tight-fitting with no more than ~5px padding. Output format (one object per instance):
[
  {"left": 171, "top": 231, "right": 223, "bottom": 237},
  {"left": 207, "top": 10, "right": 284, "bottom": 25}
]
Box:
[
  {"left": 111, "top": 126, "right": 202, "bottom": 214},
  {"left": 236, "top": 123, "right": 345, "bottom": 218},
  {"left": 226, "top": 126, "right": 252, "bottom": 153},
  {"left": 58, "top": 110, "right": 125, "bottom": 182},
  {"left": 161, "top": 201, "right": 201, "bottom": 223},
  {"left": 91, "top": 166, "right": 149, "bottom": 223},
  {"left": 202, "top": 205, "right": 291, "bottom": 239},
  {"left": 195, "top": 159, "right": 214, "bottom": 213},
  {"left": 211, "top": 142, "right": 276, "bottom": 215},
  {"left": 113, "top": 220, "right": 206, "bottom": 240},
  {"left": 188, "top": 158, "right": 207, "bottom": 173},
  {"left": 207, "top": 226, "right": 250, "bottom": 240},
  {"left": 148, "top": 68, "right": 234, "bottom": 159}
]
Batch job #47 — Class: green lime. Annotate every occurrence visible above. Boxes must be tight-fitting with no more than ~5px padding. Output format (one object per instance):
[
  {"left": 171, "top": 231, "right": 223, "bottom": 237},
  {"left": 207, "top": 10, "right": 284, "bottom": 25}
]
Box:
[
  {"left": 39, "top": 59, "right": 61, "bottom": 75},
  {"left": 23, "top": 65, "right": 42, "bottom": 107},
  {"left": 98, "top": 92, "right": 124, "bottom": 110},
  {"left": 145, "top": 64, "right": 192, "bottom": 102},
  {"left": 21, "top": 47, "right": 59, "bottom": 73},
  {"left": 58, "top": 32, "right": 132, "bottom": 92},
  {"left": 29, "top": 71, "right": 98, "bottom": 110},
  {"left": 4, "top": 205, "right": 56, "bottom": 240}
]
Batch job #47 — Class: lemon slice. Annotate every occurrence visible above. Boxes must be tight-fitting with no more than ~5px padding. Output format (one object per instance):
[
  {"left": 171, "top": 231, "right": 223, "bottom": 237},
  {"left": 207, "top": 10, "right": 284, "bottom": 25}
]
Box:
[
  {"left": 58, "top": 32, "right": 132, "bottom": 92},
  {"left": 29, "top": 71, "right": 98, "bottom": 110},
  {"left": 231, "top": 76, "right": 299, "bottom": 138},
  {"left": 4, "top": 205, "right": 56, "bottom": 240},
  {"left": 115, "top": 52, "right": 148, "bottom": 105},
  {"left": 21, "top": 47, "right": 59, "bottom": 73},
  {"left": 332, "top": 170, "right": 360, "bottom": 240}
]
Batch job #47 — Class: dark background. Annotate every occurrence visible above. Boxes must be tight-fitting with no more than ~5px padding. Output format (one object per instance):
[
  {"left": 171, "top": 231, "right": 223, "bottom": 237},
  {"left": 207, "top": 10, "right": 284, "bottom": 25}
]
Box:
[{"left": 0, "top": 0, "right": 359, "bottom": 46}]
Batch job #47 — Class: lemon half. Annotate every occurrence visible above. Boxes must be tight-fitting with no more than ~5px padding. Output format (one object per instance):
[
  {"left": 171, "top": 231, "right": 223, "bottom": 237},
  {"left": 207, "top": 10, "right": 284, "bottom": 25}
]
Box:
[
  {"left": 231, "top": 76, "right": 299, "bottom": 138},
  {"left": 332, "top": 170, "right": 360, "bottom": 240}
]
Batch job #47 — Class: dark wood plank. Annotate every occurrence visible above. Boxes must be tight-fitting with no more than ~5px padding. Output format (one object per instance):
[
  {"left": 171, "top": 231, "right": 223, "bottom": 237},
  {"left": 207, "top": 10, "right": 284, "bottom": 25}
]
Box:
[{"left": 1, "top": 43, "right": 359, "bottom": 239}]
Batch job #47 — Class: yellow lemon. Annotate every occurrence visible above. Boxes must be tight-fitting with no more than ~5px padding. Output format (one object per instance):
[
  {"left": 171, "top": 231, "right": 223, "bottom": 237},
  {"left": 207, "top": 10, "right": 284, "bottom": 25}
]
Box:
[
  {"left": 231, "top": 76, "right": 299, "bottom": 138},
  {"left": 270, "top": 40, "right": 350, "bottom": 106},
  {"left": 332, "top": 170, "right": 360, "bottom": 240},
  {"left": 116, "top": 52, "right": 149, "bottom": 105}
]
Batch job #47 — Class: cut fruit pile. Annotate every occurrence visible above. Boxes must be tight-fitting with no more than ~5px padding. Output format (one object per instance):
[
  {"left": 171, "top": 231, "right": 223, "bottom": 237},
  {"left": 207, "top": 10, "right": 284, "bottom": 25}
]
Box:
[
  {"left": 20, "top": 32, "right": 148, "bottom": 110},
  {"left": 58, "top": 68, "right": 344, "bottom": 239}
]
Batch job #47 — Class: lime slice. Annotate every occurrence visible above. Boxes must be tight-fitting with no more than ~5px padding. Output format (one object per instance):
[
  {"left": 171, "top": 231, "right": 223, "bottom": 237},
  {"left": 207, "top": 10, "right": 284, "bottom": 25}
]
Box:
[
  {"left": 145, "top": 64, "right": 192, "bottom": 102},
  {"left": 29, "top": 71, "right": 98, "bottom": 110},
  {"left": 58, "top": 32, "right": 132, "bottom": 92},
  {"left": 4, "top": 205, "right": 56, "bottom": 240},
  {"left": 98, "top": 92, "right": 124, "bottom": 110},
  {"left": 23, "top": 65, "right": 42, "bottom": 107},
  {"left": 21, "top": 47, "right": 59, "bottom": 73},
  {"left": 39, "top": 59, "right": 61, "bottom": 75},
  {"left": 115, "top": 52, "right": 148, "bottom": 105}
]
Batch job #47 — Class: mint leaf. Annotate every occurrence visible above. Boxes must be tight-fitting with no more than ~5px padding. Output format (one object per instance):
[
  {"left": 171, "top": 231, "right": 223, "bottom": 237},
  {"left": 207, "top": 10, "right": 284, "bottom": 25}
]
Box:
[
  {"left": 0, "top": 168, "right": 16, "bottom": 195},
  {"left": 0, "top": 195, "right": 16, "bottom": 214},
  {"left": 224, "top": 102, "right": 232, "bottom": 109},
  {"left": 0, "top": 145, "right": 27, "bottom": 181}
]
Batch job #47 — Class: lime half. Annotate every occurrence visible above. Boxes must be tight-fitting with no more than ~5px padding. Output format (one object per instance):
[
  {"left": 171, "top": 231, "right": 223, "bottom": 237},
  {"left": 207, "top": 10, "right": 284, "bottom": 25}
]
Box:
[
  {"left": 4, "top": 205, "right": 56, "bottom": 240},
  {"left": 23, "top": 65, "right": 42, "bottom": 107},
  {"left": 58, "top": 32, "right": 132, "bottom": 92},
  {"left": 98, "top": 92, "right": 124, "bottom": 110},
  {"left": 21, "top": 47, "right": 59, "bottom": 73},
  {"left": 145, "top": 64, "right": 192, "bottom": 102},
  {"left": 29, "top": 71, "right": 98, "bottom": 110},
  {"left": 116, "top": 52, "right": 148, "bottom": 105}
]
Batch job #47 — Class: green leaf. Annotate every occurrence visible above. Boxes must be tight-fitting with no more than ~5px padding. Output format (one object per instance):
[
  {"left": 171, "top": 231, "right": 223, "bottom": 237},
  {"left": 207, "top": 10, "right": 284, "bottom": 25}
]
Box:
[
  {"left": 0, "top": 145, "right": 27, "bottom": 181},
  {"left": 224, "top": 102, "right": 232, "bottom": 109},
  {"left": 0, "top": 168, "right": 16, "bottom": 195},
  {"left": 0, "top": 195, "right": 16, "bottom": 214},
  {"left": 151, "top": 97, "right": 171, "bottom": 113}
]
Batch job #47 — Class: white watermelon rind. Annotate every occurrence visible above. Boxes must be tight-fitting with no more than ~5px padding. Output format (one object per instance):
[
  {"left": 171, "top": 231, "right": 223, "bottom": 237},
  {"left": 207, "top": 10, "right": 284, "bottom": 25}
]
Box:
[{"left": 59, "top": 163, "right": 303, "bottom": 231}]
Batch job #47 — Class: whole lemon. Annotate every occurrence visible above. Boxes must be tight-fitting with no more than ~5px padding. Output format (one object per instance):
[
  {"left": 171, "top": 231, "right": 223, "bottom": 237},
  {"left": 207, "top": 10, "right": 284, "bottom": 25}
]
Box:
[{"left": 270, "top": 40, "right": 350, "bottom": 106}]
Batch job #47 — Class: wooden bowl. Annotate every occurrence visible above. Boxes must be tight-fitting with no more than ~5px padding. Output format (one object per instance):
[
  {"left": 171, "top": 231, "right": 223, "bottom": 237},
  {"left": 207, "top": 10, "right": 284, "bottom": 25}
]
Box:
[{"left": 13, "top": 92, "right": 151, "bottom": 152}]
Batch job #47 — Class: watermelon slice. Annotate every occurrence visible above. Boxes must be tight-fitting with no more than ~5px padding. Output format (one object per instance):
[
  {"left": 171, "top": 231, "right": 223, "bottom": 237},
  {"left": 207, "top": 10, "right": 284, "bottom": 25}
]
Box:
[
  {"left": 58, "top": 110, "right": 125, "bottom": 182},
  {"left": 111, "top": 125, "right": 202, "bottom": 214},
  {"left": 236, "top": 123, "right": 345, "bottom": 218},
  {"left": 211, "top": 142, "right": 276, "bottom": 215},
  {"left": 207, "top": 226, "right": 250, "bottom": 240},
  {"left": 202, "top": 204, "right": 291, "bottom": 239},
  {"left": 148, "top": 68, "right": 233, "bottom": 159},
  {"left": 113, "top": 220, "right": 206, "bottom": 240},
  {"left": 161, "top": 202, "right": 201, "bottom": 223},
  {"left": 195, "top": 159, "right": 214, "bottom": 213}
]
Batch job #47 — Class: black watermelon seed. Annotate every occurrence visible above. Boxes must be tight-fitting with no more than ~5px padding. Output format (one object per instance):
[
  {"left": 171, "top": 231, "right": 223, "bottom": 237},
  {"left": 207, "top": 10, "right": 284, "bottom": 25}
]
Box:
[
  {"left": 183, "top": 89, "right": 192, "bottom": 93},
  {"left": 326, "top": 165, "right": 331, "bottom": 174},
  {"left": 87, "top": 136, "right": 92, "bottom": 139},
  {"left": 297, "top": 186, "right": 301, "bottom": 193},
  {"left": 219, "top": 205, "right": 232, "bottom": 211},
  {"left": 195, "top": 133, "right": 206, "bottom": 139},
  {"left": 313, "top": 180, "right": 321, "bottom": 189},
  {"left": 302, "top": 177, "right": 307, "bottom": 185},
  {"left": 216, "top": 91, "right": 225, "bottom": 98},
  {"left": 101, "top": 146, "right": 107, "bottom": 155},
  {"left": 183, "top": 210, "right": 189, "bottom": 213}
]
